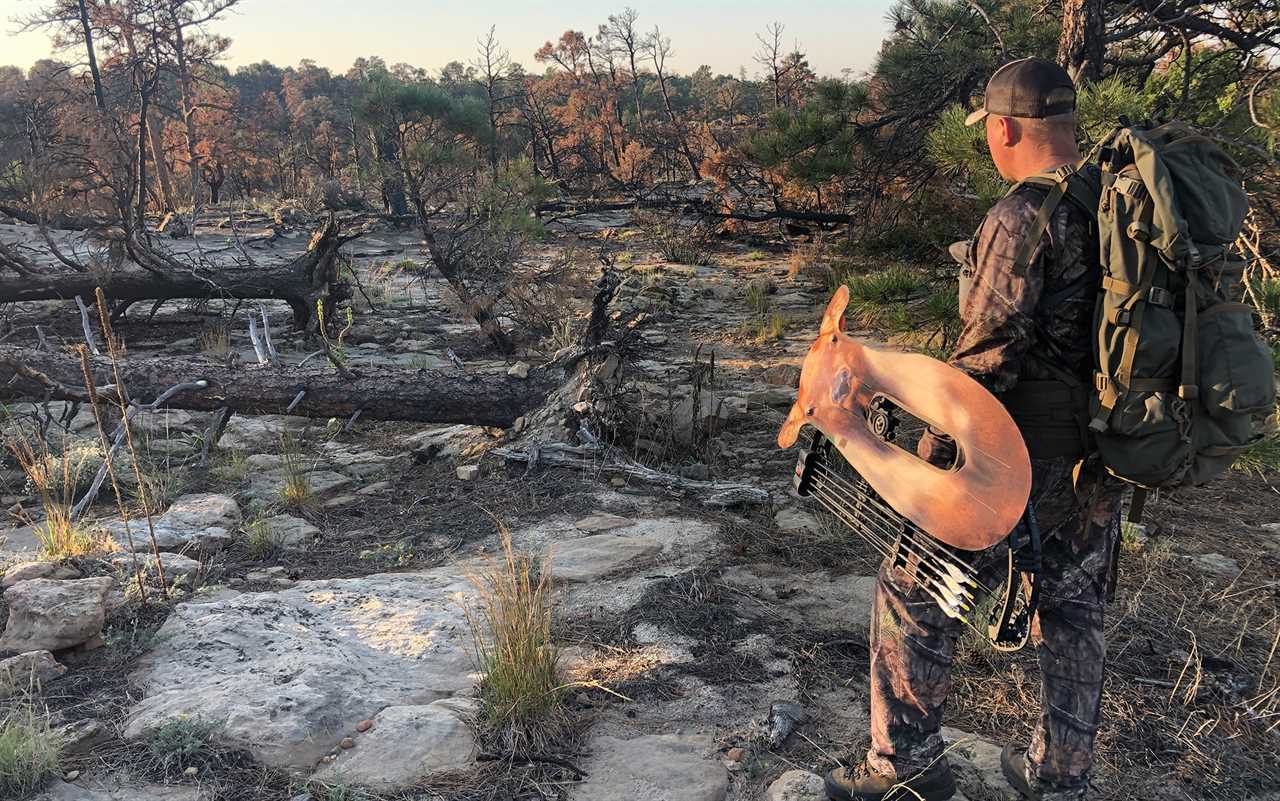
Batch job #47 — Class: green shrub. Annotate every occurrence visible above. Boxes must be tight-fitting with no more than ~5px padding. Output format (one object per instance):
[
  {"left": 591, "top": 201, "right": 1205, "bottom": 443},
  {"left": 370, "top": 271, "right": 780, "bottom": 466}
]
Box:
[
  {"left": 845, "top": 266, "right": 927, "bottom": 305},
  {"left": 147, "top": 717, "right": 220, "bottom": 778},
  {"left": 0, "top": 700, "right": 61, "bottom": 796}
]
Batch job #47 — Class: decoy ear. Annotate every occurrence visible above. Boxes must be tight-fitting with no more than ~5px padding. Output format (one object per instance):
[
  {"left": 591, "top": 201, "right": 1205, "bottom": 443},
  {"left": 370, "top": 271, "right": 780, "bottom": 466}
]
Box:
[{"left": 819, "top": 285, "right": 849, "bottom": 335}]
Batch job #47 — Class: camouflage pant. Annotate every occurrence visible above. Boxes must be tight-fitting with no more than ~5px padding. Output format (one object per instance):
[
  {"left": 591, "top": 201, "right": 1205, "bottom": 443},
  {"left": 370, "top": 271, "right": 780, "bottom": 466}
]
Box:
[{"left": 865, "top": 457, "right": 1124, "bottom": 797}]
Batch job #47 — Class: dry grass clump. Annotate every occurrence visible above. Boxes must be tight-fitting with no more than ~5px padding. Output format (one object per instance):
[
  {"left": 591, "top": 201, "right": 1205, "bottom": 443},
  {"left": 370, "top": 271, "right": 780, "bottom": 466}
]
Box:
[
  {"left": 278, "top": 434, "right": 314, "bottom": 511},
  {"left": 198, "top": 324, "right": 231, "bottom": 358},
  {"left": 462, "top": 520, "right": 566, "bottom": 754},
  {"left": 7, "top": 433, "right": 109, "bottom": 560},
  {"left": 0, "top": 697, "right": 62, "bottom": 797}
]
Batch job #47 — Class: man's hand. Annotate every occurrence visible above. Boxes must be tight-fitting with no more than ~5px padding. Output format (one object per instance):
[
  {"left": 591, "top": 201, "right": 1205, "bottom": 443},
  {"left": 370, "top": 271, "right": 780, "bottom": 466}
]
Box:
[{"left": 917, "top": 425, "right": 957, "bottom": 469}]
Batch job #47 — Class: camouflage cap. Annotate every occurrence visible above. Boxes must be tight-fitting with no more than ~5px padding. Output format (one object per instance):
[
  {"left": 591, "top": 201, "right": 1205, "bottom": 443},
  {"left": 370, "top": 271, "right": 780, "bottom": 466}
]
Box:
[{"left": 964, "top": 58, "right": 1077, "bottom": 126}]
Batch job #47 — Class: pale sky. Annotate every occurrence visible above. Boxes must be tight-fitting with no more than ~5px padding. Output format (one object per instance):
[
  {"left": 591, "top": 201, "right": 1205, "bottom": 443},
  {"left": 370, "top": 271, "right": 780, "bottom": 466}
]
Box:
[{"left": 0, "top": 0, "right": 896, "bottom": 78}]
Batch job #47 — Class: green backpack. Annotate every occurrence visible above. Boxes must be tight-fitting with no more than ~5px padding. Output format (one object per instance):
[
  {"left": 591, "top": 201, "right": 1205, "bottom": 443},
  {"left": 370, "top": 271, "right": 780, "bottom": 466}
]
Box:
[{"left": 1020, "top": 122, "right": 1276, "bottom": 492}]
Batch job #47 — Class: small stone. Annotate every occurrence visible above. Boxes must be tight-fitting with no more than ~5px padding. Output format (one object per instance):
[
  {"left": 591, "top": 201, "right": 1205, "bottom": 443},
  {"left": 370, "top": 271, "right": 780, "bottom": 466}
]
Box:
[
  {"left": 63, "top": 770, "right": 80, "bottom": 782},
  {"left": 726, "top": 747, "right": 746, "bottom": 762},
  {"left": 58, "top": 718, "right": 110, "bottom": 755},
  {"left": 610, "top": 477, "right": 627, "bottom": 487},
  {"left": 766, "top": 769, "right": 825, "bottom": 801},
  {"left": 340, "top": 737, "right": 356, "bottom": 750},
  {"left": 456, "top": 465, "right": 480, "bottom": 481},
  {"left": 507, "top": 361, "right": 531, "bottom": 379},
  {"left": 1261, "top": 522, "right": 1280, "bottom": 534},
  {"left": 184, "top": 766, "right": 198, "bottom": 777},
  {"left": 511, "top": 416, "right": 527, "bottom": 435},
  {"left": 356, "top": 719, "right": 373, "bottom": 733},
  {"left": 572, "top": 401, "right": 592, "bottom": 413}
]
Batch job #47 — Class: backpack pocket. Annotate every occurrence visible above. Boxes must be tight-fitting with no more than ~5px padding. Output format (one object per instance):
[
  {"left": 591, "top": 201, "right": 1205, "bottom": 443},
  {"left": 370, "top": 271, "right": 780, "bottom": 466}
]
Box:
[{"left": 1197, "top": 302, "right": 1277, "bottom": 418}]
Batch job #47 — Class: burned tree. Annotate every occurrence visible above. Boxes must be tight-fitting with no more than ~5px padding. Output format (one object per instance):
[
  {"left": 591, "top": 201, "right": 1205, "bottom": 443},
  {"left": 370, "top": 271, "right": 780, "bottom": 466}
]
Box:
[{"left": 0, "top": 215, "right": 359, "bottom": 329}]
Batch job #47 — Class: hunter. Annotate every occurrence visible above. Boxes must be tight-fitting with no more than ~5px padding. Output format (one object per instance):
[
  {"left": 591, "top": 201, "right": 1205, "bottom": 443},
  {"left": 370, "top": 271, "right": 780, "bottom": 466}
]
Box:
[{"left": 826, "top": 58, "right": 1125, "bottom": 801}]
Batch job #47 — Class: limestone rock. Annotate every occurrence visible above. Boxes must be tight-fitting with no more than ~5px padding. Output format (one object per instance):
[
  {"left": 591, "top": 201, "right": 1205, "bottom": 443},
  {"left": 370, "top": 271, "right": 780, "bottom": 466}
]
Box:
[
  {"left": 762, "top": 364, "right": 803, "bottom": 388},
  {"left": 573, "top": 513, "right": 634, "bottom": 533},
  {"left": 0, "top": 525, "right": 45, "bottom": 565},
  {"left": 507, "top": 361, "right": 531, "bottom": 379},
  {"left": 0, "top": 650, "right": 66, "bottom": 697},
  {"left": 766, "top": 770, "right": 825, "bottom": 801},
  {"left": 125, "top": 569, "right": 476, "bottom": 772},
  {"left": 572, "top": 733, "right": 728, "bottom": 801},
  {"left": 1188, "top": 552, "right": 1240, "bottom": 576},
  {"left": 100, "top": 493, "right": 240, "bottom": 553},
  {"left": 774, "top": 507, "right": 820, "bottom": 533},
  {"left": 942, "top": 727, "right": 1018, "bottom": 801},
  {"left": 3, "top": 561, "right": 80, "bottom": 589},
  {"left": 245, "top": 470, "right": 353, "bottom": 505},
  {"left": 57, "top": 718, "right": 112, "bottom": 756},
  {"left": 456, "top": 465, "right": 480, "bottom": 481},
  {"left": 312, "top": 699, "right": 475, "bottom": 789},
  {"left": 550, "top": 533, "right": 663, "bottom": 582},
  {"left": 218, "top": 415, "right": 309, "bottom": 452},
  {"left": 110, "top": 552, "right": 202, "bottom": 584},
  {"left": 0, "top": 577, "right": 115, "bottom": 652},
  {"left": 35, "top": 777, "right": 201, "bottom": 801},
  {"left": 261, "top": 515, "right": 321, "bottom": 551}
]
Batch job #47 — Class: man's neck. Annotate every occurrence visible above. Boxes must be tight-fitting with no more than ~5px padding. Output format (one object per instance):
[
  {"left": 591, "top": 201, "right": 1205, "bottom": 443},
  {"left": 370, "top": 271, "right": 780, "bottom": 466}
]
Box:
[{"left": 1013, "top": 149, "right": 1083, "bottom": 182}]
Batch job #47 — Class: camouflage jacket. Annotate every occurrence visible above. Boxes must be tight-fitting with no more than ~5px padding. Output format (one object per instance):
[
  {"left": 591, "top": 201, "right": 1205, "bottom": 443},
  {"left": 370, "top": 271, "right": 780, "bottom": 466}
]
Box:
[{"left": 950, "top": 166, "right": 1101, "bottom": 394}]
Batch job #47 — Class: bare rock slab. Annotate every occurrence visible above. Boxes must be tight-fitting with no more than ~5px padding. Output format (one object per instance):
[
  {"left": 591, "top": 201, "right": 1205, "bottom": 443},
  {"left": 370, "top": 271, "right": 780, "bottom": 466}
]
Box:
[
  {"left": 0, "top": 577, "right": 115, "bottom": 652},
  {"left": 0, "top": 650, "right": 66, "bottom": 697},
  {"left": 573, "top": 513, "right": 634, "bottom": 532},
  {"left": 125, "top": 569, "right": 476, "bottom": 772},
  {"left": 99, "top": 493, "right": 240, "bottom": 553},
  {"left": 571, "top": 733, "right": 728, "bottom": 801},
  {"left": 36, "top": 777, "right": 203, "bottom": 801},
  {"left": 550, "top": 533, "right": 662, "bottom": 582},
  {"left": 0, "top": 525, "right": 44, "bottom": 566},
  {"left": 312, "top": 699, "right": 475, "bottom": 789}
]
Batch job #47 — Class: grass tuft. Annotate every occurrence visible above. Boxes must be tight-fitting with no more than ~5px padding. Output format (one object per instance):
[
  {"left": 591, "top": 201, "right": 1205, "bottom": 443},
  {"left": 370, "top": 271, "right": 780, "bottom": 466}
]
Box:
[
  {"left": 243, "top": 517, "right": 280, "bottom": 561},
  {"left": 146, "top": 716, "right": 221, "bottom": 779},
  {"left": 198, "top": 325, "right": 231, "bottom": 358},
  {"left": 278, "top": 434, "right": 313, "bottom": 511},
  {"left": 7, "top": 433, "right": 109, "bottom": 560},
  {"left": 0, "top": 698, "right": 62, "bottom": 797},
  {"left": 462, "top": 518, "right": 565, "bottom": 754}
]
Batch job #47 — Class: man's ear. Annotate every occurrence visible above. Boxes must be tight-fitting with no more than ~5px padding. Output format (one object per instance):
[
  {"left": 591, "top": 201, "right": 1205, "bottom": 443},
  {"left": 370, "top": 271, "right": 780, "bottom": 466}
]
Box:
[{"left": 996, "top": 116, "right": 1019, "bottom": 148}]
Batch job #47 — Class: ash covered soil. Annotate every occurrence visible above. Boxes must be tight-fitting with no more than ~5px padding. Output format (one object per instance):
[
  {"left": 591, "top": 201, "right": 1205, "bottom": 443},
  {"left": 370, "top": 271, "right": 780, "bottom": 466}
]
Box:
[{"left": 1, "top": 209, "right": 1277, "bottom": 801}]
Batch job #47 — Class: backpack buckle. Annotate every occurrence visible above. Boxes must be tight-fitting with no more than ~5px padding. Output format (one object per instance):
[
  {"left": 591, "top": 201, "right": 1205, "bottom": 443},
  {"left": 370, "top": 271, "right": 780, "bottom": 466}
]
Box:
[
  {"left": 1107, "top": 307, "right": 1132, "bottom": 326},
  {"left": 1094, "top": 373, "right": 1110, "bottom": 392},
  {"left": 1148, "top": 287, "right": 1174, "bottom": 307},
  {"left": 1178, "top": 384, "right": 1199, "bottom": 400}
]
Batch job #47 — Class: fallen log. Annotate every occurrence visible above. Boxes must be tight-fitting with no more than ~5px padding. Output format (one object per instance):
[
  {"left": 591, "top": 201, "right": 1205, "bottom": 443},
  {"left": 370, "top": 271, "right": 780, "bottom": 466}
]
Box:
[
  {"left": 0, "top": 346, "right": 559, "bottom": 428},
  {"left": 0, "top": 216, "right": 359, "bottom": 329}
]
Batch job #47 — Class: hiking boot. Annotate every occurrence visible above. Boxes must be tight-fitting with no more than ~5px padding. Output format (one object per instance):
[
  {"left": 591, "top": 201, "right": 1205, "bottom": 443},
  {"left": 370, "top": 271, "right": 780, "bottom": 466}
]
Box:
[
  {"left": 824, "top": 759, "right": 955, "bottom": 801},
  {"left": 1000, "top": 745, "right": 1087, "bottom": 800}
]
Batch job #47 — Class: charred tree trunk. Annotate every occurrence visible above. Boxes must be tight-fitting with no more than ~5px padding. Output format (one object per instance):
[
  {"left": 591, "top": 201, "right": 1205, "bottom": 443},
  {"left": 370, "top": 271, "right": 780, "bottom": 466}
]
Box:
[
  {"left": 0, "top": 346, "right": 558, "bottom": 428},
  {"left": 0, "top": 217, "right": 357, "bottom": 329},
  {"left": 1058, "top": 0, "right": 1105, "bottom": 82}
]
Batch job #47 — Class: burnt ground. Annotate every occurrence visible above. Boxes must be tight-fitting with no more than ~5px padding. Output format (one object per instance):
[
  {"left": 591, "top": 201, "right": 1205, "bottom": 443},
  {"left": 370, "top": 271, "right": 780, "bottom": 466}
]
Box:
[{"left": 0, "top": 209, "right": 1277, "bottom": 801}]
